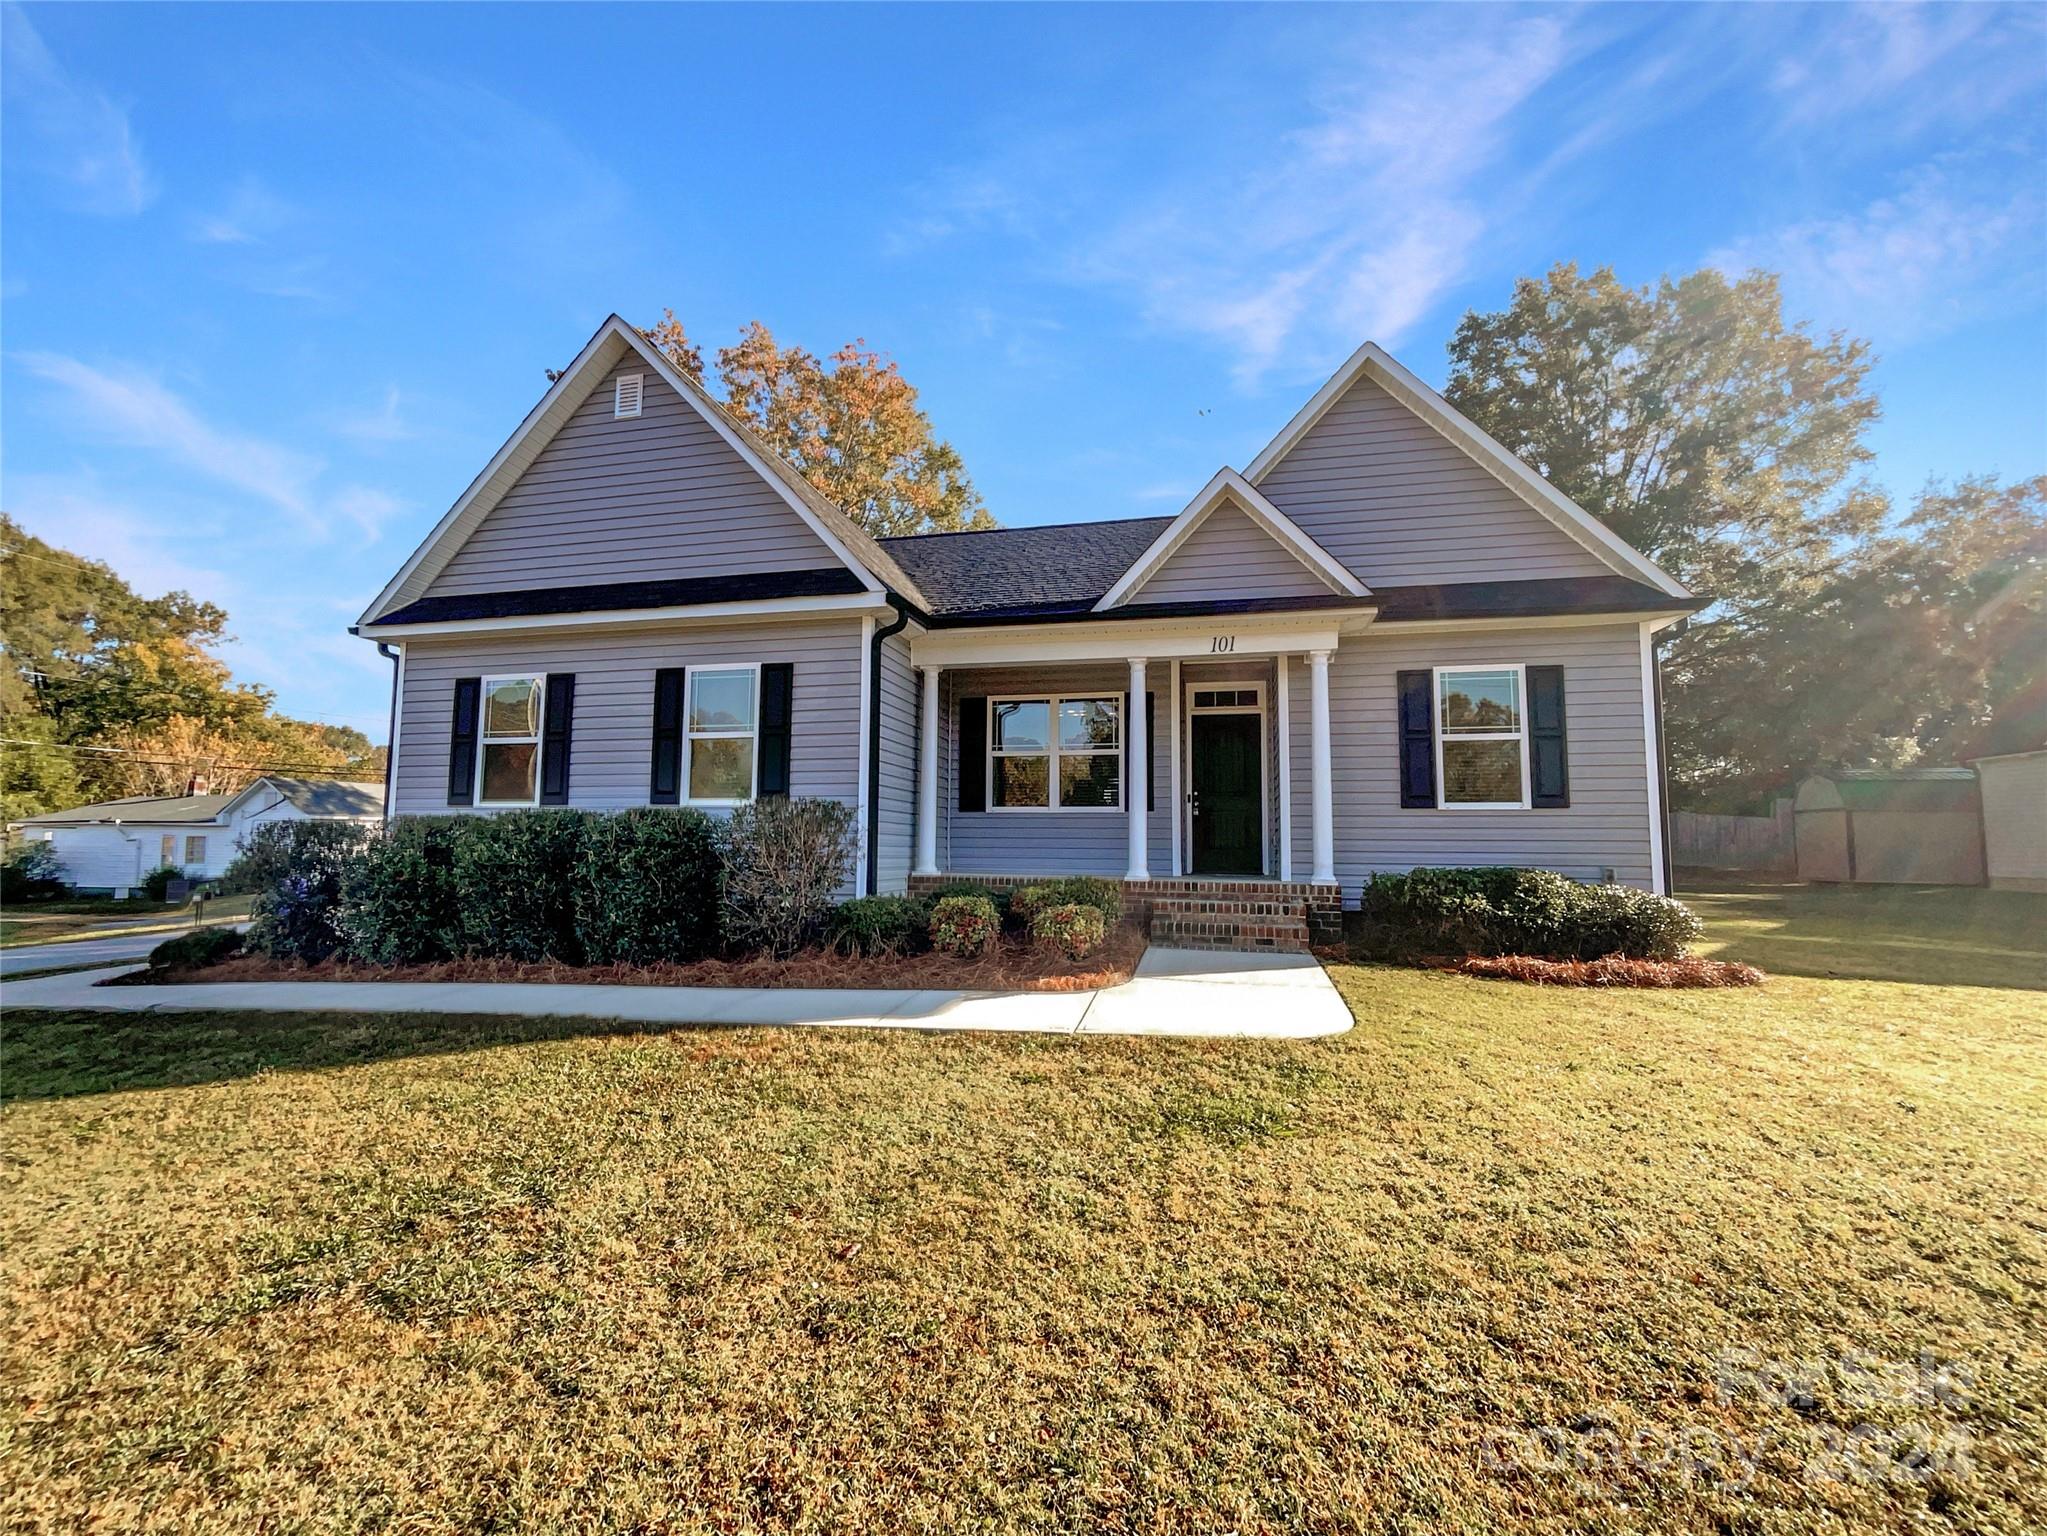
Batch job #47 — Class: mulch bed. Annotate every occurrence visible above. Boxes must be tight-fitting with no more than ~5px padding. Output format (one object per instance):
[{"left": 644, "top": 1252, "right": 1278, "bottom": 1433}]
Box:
[
  {"left": 1448, "top": 954, "right": 1767, "bottom": 988},
  {"left": 108, "top": 922, "right": 1147, "bottom": 994}
]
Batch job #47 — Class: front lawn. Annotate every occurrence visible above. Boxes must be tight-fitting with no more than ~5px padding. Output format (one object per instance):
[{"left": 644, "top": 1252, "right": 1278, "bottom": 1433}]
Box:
[{"left": 3, "top": 882, "right": 2042, "bottom": 1533}]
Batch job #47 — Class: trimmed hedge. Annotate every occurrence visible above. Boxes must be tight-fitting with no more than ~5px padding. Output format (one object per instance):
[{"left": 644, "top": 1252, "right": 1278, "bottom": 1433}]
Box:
[
  {"left": 1357, "top": 867, "right": 1701, "bottom": 961},
  {"left": 829, "top": 895, "right": 931, "bottom": 957},
  {"left": 243, "top": 821, "right": 378, "bottom": 963},
  {"left": 571, "top": 808, "right": 723, "bottom": 965},
  {"left": 147, "top": 927, "right": 242, "bottom": 971},
  {"left": 926, "top": 881, "right": 1007, "bottom": 919},
  {"left": 930, "top": 894, "right": 999, "bottom": 957},
  {"left": 1031, "top": 902, "right": 1106, "bottom": 960},
  {"left": 453, "top": 809, "right": 588, "bottom": 963},
  {"left": 337, "top": 817, "right": 464, "bottom": 966}
]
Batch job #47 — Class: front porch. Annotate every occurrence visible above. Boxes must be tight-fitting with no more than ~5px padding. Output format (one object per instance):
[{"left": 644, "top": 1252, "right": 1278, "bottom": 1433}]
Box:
[{"left": 908, "top": 871, "right": 1345, "bottom": 949}]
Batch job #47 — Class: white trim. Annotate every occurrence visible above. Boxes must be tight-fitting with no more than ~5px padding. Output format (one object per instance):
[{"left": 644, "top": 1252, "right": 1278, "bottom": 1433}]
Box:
[
  {"left": 1368, "top": 608, "right": 1689, "bottom": 636},
  {"left": 1167, "top": 658, "right": 1183, "bottom": 876},
  {"left": 680, "top": 661, "right": 763, "bottom": 809},
  {"left": 1096, "top": 467, "right": 1369, "bottom": 610},
  {"left": 1125, "top": 658, "right": 1149, "bottom": 880},
  {"left": 1184, "top": 680, "right": 1269, "bottom": 877},
  {"left": 361, "top": 592, "right": 891, "bottom": 641},
  {"left": 1308, "top": 650, "right": 1335, "bottom": 883},
  {"left": 475, "top": 673, "right": 546, "bottom": 808},
  {"left": 357, "top": 315, "right": 888, "bottom": 628},
  {"left": 1243, "top": 340, "right": 1690, "bottom": 600},
  {"left": 857, "top": 615, "right": 875, "bottom": 893},
  {"left": 1430, "top": 663, "right": 1531, "bottom": 811},
  {"left": 982, "top": 692, "right": 1126, "bottom": 813},
  {"left": 1275, "top": 658, "right": 1292, "bottom": 881},
  {"left": 612, "top": 372, "right": 643, "bottom": 419},
  {"left": 388, "top": 642, "right": 406, "bottom": 825},
  {"left": 912, "top": 614, "right": 1361, "bottom": 668},
  {"left": 1640, "top": 622, "right": 1669, "bottom": 895},
  {"left": 914, "top": 665, "right": 940, "bottom": 876}
]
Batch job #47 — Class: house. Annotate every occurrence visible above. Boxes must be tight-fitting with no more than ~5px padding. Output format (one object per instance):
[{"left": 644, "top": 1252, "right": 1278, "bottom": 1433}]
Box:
[
  {"left": 354, "top": 315, "right": 1698, "bottom": 947},
  {"left": 10, "top": 777, "right": 385, "bottom": 896},
  {"left": 1971, "top": 749, "right": 2047, "bottom": 892}
]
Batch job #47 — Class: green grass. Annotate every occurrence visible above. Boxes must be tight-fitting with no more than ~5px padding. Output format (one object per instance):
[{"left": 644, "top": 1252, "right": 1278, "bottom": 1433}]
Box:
[
  {"left": 0, "top": 893, "right": 252, "bottom": 947},
  {"left": 2, "top": 881, "right": 2042, "bottom": 1533}
]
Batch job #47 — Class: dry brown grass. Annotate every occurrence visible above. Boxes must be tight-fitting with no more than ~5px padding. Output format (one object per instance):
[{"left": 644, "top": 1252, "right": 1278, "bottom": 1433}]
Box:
[{"left": 3, "top": 881, "right": 2043, "bottom": 1534}]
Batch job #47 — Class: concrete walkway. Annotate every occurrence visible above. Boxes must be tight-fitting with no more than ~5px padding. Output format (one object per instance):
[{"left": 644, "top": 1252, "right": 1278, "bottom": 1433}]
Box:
[{"left": 0, "top": 946, "right": 1353, "bottom": 1039}]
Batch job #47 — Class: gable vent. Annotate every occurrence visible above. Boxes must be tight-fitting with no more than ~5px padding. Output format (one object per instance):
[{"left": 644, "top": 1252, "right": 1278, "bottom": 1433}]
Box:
[{"left": 614, "top": 373, "right": 644, "bottom": 419}]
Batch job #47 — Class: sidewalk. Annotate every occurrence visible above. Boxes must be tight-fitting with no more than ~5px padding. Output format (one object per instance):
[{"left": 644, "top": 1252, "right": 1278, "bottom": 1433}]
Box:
[{"left": 0, "top": 946, "right": 1354, "bottom": 1039}]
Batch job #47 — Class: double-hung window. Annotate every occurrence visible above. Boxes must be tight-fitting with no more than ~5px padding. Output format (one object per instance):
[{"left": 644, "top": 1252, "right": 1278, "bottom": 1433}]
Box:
[
  {"left": 1435, "top": 665, "right": 1529, "bottom": 808},
  {"left": 478, "top": 675, "right": 544, "bottom": 805},
  {"left": 989, "top": 695, "right": 1121, "bottom": 810},
  {"left": 686, "top": 666, "right": 758, "bottom": 804},
  {"left": 184, "top": 835, "right": 207, "bottom": 865}
]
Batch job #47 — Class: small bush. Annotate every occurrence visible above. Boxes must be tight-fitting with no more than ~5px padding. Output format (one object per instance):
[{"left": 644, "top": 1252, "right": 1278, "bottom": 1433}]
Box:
[
  {"left": 927, "top": 880, "right": 1007, "bottom": 918},
  {"left": 1357, "top": 867, "right": 1701, "bottom": 961},
  {"left": 828, "top": 895, "right": 931, "bottom": 957},
  {"left": 220, "top": 823, "right": 297, "bottom": 896},
  {"left": 929, "top": 894, "right": 1000, "bottom": 957},
  {"left": 1006, "top": 884, "right": 1054, "bottom": 929},
  {"left": 337, "top": 817, "right": 463, "bottom": 966},
  {"left": 141, "top": 864, "right": 184, "bottom": 902},
  {"left": 1039, "top": 875, "right": 1122, "bottom": 924},
  {"left": 1, "top": 844, "right": 65, "bottom": 903},
  {"left": 1454, "top": 955, "right": 1765, "bottom": 988},
  {"left": 451, "top": 809, "right": 588, "bottom": 963},
  {"left": 147, "top": 927, "right": 243, "bottom": 971},
  {"left": 720, "top": 797, "right": 858, "bottom": 957},
  {"left": 1031, "top": 902, "right": 1106, "bottom": 960},
  {"left": 573, "top": 808, "right": 723, "bottom": 965},
  {"left": 243, "top": 821, "right": 377, "bottom": 964}
]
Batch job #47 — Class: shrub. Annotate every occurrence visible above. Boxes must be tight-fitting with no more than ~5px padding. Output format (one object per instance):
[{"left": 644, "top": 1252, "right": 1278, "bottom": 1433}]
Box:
[
  {"left": 336, "top": 817, "right": 464, "bottom": 966},
  {"left": 573, "top": 808, "right": 723, "bottom": 965},
  {"left": 221, "top": 823, "right": 298, "bottom": 896},
  {"left": 243, "top": 821, "right": 377, "bottom": 963},
  {"left": 1357, "top": 867, "right": 1702, "bottom": 961},
  {"left": 1, "top": 844, "right": 65, "bottom": 903},
  {"left": 1453, "top": 955, "right": 1765, "bottom": 988},
  {"left": 1039, "top": 875, "right": 1122, "bottom": 924},
  {"left": 720, "top": 797, "right": 858, "bottom": 956},
  {"left": 450, "top": 809, "right": 588, "bottom": 963},
  {"left": 1031, "top": 902, "right": 1106, "bottom": 960},
  {"left": 828, "top": 895, "right": 930, "bottom": 957},
  {"left": 929, "top": 894, "right": 999, "bottom": 957},
  {"left": 147, "top": 927, "right": 243, "bottom": 972},
  {"left": 141, "top": 864, "right": 184, "bottom": 902},
  {"left": 1006, "top": 884, "right": 1054, "bottom": 929},
  {"left": 926, "top": 880, "right": 1007, "bottom": 918}
]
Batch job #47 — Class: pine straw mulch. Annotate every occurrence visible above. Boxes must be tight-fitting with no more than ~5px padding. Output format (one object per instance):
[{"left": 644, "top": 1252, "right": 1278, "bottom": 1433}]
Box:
[
  {"left": 112, "top": 922, "right": 1147, "bottom": 994},
  {"left": 1448, "top": 953, "right": 1767, "bottom": 988}
]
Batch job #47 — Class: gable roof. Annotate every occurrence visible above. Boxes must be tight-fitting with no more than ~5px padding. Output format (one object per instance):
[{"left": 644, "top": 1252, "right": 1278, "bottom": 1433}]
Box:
[
  {"left": 358, "top": 316, "right": 928, "bottom": 628},
  {"left": 222, "top": 777, "right": 384, "bottom": 818},
  {"left": 13, "top": 791, "right": 235, "bottom": 827},
  {"left": 1095, "top": 468, "right": 1368, "bottom": 611},
  {"left": 879, "top": 516, "right": 1172, "bottom": 619},
  {"left": 1244, "top": 341, "right": 1690, "bottom": 599}
]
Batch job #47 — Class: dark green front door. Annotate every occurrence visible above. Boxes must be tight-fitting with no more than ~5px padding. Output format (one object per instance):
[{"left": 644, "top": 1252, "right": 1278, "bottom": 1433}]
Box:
[{"left": 1191, "top": 712, "right": 1262, "bottom": 875}]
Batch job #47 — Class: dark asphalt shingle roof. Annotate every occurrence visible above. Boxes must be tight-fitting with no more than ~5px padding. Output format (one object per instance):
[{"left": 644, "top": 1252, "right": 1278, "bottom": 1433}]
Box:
[
  {"left": 877, "top": 517, "right": 1173, "bottom": 618},
  {"left": 375, "top": 567, "right": 868, "bottom": 625},
  {"left": 256, "top": 778, "right": 385, "bottom": 817}
]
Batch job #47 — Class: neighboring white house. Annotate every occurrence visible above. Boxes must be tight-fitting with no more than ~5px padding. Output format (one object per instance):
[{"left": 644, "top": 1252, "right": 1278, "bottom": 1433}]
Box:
[{"left": 8, "top": 777, "right": 384, "bottom": 896}]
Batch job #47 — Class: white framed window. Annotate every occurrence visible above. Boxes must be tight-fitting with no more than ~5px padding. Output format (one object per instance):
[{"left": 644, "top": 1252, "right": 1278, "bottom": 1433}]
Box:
[
  {"left": 184, "top": 835, "right": 207, "bottom": 865},
  {"left": 160, "top": 834, "right": 175, "bottom": 866},
  {"left": 685, "top": 664, "right": 759, "bottom": 806},
  {"left": 477, "top": 675, "right": 545, "bottom": 806},
  {"left": 988, "top": 694, "right": 1121, "bottom": 811},
  {"left": 1434, "top": 664, "right": 1529, "bottom": 809},
  {"left": 614, "top": 373, "right": 644, "bottom": 419}
]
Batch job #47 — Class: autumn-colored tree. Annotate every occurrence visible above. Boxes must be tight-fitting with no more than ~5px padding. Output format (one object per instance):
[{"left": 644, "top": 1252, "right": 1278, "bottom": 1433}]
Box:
[
  {"left": 641, "top": 313, "right": 992, "bottom": 537},
  {"left": 1445, "top": 265, "right": 2043, "bottom": 808}
]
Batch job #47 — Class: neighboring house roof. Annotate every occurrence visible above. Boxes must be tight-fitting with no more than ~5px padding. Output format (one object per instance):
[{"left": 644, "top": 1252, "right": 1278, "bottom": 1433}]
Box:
[
  {"left": 1798, "top": 768, "right": 1982, "bottom": 814},
  {"left": 878, "top": 517, "right": 1173, "bottom": 618},
  {"left": 13, "top": 792, "right": 235, "bottom": 827},
  {"left": 228, "top": 777, "right": 385, "bottom": 818}
]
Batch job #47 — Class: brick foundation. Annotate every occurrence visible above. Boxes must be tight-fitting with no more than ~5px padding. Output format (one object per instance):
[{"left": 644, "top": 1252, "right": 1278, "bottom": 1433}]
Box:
[{"left": 908, "top": 872, "right": 1344, "bottom": 950}]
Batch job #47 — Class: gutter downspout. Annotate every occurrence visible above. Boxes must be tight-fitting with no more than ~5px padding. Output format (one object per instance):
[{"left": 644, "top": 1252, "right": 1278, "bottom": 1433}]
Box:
[
  {"left": 377, "top": 642, "right": 401, "bottom": 830},
  {"left": 866, "top": 597, "right": 913, "bottom": 896}
]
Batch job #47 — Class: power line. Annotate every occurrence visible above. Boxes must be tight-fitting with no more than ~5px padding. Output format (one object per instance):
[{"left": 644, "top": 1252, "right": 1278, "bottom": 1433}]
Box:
[{"left": 0, "top": 736, "right": 382, "bottom": 778}]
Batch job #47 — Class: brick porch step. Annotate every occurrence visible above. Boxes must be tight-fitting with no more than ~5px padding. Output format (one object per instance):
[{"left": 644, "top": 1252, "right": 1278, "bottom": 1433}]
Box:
[{"left": 1148, "top": 895, "right": 1313, "bottom": 954}]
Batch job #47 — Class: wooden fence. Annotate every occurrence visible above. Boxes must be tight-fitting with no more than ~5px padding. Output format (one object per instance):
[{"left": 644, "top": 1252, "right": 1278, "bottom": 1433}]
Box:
[{"left": 1669, "top": 800, "right": 1795, "bottom": 873}]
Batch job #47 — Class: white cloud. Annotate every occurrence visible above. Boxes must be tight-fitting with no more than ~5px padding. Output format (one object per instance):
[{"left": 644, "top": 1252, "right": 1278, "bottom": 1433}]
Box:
[
  {"left": 1706, "top": 160, "right": 2045, "bottom": 346},
  {"left": 1770, "top": 3, "right": 2042, "bottom": 131},
  {"left": 333, "top": 385, "right": 417, "bottom": 444},
  {"left": 1, "top": 5, "right": 154, "bottom": 216},
  {"left": 326, "top": 485, "right": 403, "bottom": 542},
  {"left": 5, "top": 475, "right": 235, "bottom": 601}
]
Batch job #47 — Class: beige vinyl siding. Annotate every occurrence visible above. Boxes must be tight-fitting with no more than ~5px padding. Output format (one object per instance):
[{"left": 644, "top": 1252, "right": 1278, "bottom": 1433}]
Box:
[
  {"left": 392, "top": 620, "right": 862, "bottom": 817},
  {"left": 875, "top": 631, "right": 918, "bottom": 895},
  {"left": 1282, "top": 623, "right": 1656, "bottom": 893},
  {"left": 424, "top": 361, "right": 842, "bottom": 598},
  {"left": 938, "top": 665, "right": 1169, "bottom": 877},
  {"left": 1256, "top": 374, "right": 1611, "bottom": 586},
  {"left": 1129, "top": 500, "right": 1334, "bottom": 605}
]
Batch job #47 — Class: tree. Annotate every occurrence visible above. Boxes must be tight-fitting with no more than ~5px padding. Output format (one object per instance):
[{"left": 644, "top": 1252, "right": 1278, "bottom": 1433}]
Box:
[
  {"left": 641, "top": 313, "right": 993, "bottom": 538},
  {"left": 1444, "top": 264, "right": 1923, "bottom": 809}
]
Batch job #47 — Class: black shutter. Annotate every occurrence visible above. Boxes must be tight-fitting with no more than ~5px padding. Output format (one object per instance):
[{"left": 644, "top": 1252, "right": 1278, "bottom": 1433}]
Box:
[
  {"left": 1397, "top": 670, "right": 1436, "bottom": 808},
  {"left": 447, "top": 676, "right": 481, "bottom": 806},
  {"left": 1528, "top": 665, "right": 1569, "bottom": 808},
  {"left": 957, "top": 695, "right": 986, "bottom": 812},
  {"left": 539, "top": 673, "right": 575, "bottom": 805},
  {"left": 757, "top": 662, "right": 794, "bottom": 798},
  {"left": 649, "top": 667, "right": 685, "bottom": 804}
]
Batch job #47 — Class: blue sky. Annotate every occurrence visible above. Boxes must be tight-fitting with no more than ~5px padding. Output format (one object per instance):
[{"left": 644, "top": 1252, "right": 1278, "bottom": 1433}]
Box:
[{"left": 5, "top": 2, "right": 2043, "bottom": 742}]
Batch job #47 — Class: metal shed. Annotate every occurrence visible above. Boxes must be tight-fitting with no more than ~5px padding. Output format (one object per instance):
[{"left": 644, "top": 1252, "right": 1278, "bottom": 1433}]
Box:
[
  {"left": 1971, "top": 749, "right": 2047, "bottom": 892},
  {"left": 1793, "top": 769, "right": 1985, "bottom": 886}
]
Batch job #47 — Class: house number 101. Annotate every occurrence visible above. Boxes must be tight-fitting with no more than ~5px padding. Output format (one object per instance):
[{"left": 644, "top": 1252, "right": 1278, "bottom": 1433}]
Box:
[{"left": 1209, "top": 635, "right": 1237, "bottom": 653}]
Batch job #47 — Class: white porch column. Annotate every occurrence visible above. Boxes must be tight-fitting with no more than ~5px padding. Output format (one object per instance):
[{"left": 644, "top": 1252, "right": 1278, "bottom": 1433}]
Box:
[
  {"left": 1125, "top": 657, "right": 1150, "bottom": 881},
  {"left": 914, "top": 665, "right": 941, "bottom": 876},
  {"left": 1275, "top": 656, "right": 1293, "bottom": 881},
  {"left": 1308, "top": 648, "right": 1335, "bottom": 883}
]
